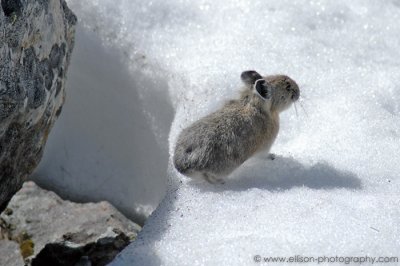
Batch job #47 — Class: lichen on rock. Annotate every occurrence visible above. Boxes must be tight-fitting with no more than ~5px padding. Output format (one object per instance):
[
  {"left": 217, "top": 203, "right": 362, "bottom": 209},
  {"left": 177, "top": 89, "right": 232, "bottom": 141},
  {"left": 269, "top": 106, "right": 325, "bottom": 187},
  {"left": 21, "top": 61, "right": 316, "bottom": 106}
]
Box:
[
  {"left": 0, "top": 182, "right": 141, "bottom": 265},
  {"left": 0, "top": 0, "right": 77, "bottom": 212}
]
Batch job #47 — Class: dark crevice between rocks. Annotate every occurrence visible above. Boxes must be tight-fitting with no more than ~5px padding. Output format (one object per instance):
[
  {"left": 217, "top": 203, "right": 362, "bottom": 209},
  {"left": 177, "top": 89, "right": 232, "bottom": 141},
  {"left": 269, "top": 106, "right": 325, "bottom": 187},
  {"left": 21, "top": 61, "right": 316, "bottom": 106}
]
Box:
[
  {"left": 0, "top": 199, "right": 11, "bottom": 214},
  {"left": 31, "top": 232, "right": 131, "bottom": 266},
  {"left": 1, "top": 0, "right": 22, "bottom": 17}
]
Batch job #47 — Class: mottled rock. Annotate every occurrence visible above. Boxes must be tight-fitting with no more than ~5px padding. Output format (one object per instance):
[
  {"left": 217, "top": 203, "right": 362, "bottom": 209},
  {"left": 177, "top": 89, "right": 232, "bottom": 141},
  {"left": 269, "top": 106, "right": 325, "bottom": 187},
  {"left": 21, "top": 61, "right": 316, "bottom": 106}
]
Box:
[
  {"left": 0, "top": 0, "right": 77, "bottom": 212},
  {"left": 0, "top": 240, "right": 24, "bottom": 266},
  {"left": 0, "top": 182, "right": 141, "bottom": 265}
]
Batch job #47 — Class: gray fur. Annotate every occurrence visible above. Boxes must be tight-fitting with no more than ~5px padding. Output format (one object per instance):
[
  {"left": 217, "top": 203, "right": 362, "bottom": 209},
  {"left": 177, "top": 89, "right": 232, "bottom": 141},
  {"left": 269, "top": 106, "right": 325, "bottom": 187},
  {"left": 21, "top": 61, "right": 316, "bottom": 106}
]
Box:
[{"left": 173, "top": 71, "right": 300, "bottom": 183}]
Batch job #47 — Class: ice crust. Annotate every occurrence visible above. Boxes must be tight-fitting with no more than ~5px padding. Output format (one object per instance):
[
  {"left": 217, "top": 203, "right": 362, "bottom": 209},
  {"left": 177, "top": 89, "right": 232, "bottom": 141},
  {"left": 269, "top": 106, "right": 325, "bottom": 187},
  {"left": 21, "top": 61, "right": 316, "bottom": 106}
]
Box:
[{"left": 66, "top": 0, "right": 400, "bottom": 265}]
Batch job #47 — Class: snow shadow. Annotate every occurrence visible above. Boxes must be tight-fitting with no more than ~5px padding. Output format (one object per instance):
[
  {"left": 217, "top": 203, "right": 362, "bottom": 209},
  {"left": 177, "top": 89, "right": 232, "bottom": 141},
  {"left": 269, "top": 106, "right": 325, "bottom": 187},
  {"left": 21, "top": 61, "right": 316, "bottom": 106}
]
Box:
[
  {"left": 33, "top": 26, "right": 173, "bottom": 224},
  {"left": 113, "top": 157, "right": 361, "bottom": 264},
  {"left": 192, "top": 155, "right": 362, "bottom": 192}
]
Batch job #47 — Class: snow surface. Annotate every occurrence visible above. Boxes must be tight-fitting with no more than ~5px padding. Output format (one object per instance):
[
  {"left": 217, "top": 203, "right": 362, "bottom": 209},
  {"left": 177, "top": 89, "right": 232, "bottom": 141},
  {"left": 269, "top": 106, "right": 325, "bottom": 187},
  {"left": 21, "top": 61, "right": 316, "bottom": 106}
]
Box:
[
  {"left": 65, "top": 0, "right": 400, "bottom": 265},
  {"left": 33, "top": 26, "right": 172, "bottom": 223}
]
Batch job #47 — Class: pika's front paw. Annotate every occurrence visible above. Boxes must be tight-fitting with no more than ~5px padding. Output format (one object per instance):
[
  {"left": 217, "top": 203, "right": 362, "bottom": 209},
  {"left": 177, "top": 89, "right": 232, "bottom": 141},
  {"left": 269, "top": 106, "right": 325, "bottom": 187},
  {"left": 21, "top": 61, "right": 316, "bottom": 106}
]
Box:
[{"left": 204, "top": 174, "right": 225, "bottom": 184}]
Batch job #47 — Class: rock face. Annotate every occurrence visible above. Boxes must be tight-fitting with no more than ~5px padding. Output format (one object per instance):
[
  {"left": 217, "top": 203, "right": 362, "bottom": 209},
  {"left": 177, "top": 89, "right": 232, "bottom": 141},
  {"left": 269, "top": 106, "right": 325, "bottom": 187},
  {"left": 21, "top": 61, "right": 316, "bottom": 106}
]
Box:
[
  {"left": 0, "top": 181, "right": 141, "bottom": 265},
  {"left": 0, "top": 0, "right": 77, "bottom": 212},
  {"left": 0, "top": 240, "right": 24, "bottom": 266}
]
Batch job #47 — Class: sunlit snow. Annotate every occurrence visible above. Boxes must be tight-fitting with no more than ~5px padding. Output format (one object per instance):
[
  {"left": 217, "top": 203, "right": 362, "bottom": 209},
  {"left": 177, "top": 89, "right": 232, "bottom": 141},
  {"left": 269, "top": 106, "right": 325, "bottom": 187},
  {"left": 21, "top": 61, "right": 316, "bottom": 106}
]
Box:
[{"left": 64, "top": 0, "right": 400, "bottom": 265}]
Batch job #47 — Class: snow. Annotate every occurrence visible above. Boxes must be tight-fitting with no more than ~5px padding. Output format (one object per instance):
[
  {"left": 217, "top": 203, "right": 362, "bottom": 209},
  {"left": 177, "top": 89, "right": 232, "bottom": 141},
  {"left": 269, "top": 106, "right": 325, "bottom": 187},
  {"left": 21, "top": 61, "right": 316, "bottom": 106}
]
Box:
[
  {"left": 33, "top": 26, "right": 172, "bottom": 223},
  {"left": 65, "top": 0, "right": 400, "bottom": 265}
]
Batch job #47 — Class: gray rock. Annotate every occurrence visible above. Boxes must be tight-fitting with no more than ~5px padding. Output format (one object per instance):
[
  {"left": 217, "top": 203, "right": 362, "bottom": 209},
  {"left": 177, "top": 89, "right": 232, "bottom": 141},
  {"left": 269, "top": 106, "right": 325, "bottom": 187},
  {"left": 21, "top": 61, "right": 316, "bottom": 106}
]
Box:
[
  {"left": 0, "top": 240, "right": 24, "bottom": 266},
  {"left": 0, "top": 0, "right": 77, "bottom": 212},
  {"left": 0, "top": 181, "right": 141, "bottom": 265}
]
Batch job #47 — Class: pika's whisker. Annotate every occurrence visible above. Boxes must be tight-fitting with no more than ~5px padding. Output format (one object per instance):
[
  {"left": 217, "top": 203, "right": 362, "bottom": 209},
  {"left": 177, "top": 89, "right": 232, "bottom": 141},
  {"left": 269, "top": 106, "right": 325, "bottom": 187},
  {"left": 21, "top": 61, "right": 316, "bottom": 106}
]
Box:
[
  {"left": 299, "top": 99, "right": 309, "bottom": 118},
  {"left": 294, "top": 102, "right": 299, "bottom": 117},
  {"left": 299, "top": 94, "right": 309, "bottom": 100}
]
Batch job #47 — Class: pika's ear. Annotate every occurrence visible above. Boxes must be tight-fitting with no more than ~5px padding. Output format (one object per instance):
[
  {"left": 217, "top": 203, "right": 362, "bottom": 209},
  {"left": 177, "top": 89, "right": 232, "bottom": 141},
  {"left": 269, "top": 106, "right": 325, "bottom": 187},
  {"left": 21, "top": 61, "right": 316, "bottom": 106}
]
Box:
[
  {"left": 241, "top": 70, "right": 263, "bottom": 86},
  {"left": 254, "top": 79, "right": 272, "bottom": 99}
]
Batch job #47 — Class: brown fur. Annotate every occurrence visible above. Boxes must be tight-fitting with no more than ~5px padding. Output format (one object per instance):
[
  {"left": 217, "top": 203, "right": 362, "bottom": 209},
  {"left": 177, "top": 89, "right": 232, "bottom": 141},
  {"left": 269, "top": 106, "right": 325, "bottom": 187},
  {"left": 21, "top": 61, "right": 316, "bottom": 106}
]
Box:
[{"left": 173, "top": 71, "right": 299, "bottom": 183}]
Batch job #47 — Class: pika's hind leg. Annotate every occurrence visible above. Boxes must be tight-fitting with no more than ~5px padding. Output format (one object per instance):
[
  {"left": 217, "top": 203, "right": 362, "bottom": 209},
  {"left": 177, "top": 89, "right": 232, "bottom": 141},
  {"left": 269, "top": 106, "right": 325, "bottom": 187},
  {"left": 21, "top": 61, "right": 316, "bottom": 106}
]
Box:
[{"left": 203, "top": 173, "right": 225, "bottom": 184}]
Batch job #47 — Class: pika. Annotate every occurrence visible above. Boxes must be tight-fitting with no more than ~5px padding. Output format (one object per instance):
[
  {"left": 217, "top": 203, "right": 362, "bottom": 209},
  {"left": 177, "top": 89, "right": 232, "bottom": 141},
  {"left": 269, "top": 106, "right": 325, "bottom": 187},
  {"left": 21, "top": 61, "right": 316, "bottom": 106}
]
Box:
[{"left": 173, "top": 70, "right": 300, "bottom": 183}]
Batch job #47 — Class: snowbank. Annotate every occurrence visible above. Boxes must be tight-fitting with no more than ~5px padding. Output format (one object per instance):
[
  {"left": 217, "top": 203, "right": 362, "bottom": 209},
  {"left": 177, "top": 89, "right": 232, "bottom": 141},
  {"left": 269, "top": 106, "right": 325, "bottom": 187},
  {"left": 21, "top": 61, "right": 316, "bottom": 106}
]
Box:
[
  {"left": 32, "top": 26, "right": 173, "bottom": 223},
  {"left": 63, "top": 0, "right": 400, "bottom": 264}
]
